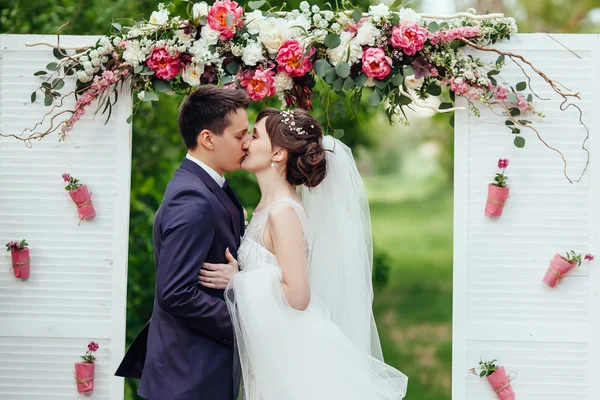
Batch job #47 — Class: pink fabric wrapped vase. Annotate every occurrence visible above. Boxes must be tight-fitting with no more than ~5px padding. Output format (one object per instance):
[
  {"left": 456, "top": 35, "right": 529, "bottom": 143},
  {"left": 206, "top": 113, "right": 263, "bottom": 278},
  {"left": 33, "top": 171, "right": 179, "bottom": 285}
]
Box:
[
  {"left": 543, "top": 253, "right": 576, "bottom": 288},
  {"left": 485, "top": 184, "right": 510, "bottom": 217},
  {"left": 10, "top": 248, "right": 30, "bottom": 279},
  {"left": 69, "top": 185, "right": 96, "bottom": 220},
  {"left": 486, "top": 366, "right": 515, "bottom": 400},
  {"left": 74, "top": 362, "right": 95, "bottom": 393}
]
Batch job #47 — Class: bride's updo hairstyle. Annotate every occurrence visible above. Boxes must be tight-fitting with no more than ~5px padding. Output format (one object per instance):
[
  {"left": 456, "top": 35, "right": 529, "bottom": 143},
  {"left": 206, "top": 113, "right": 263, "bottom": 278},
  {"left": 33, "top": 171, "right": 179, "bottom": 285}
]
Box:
[{"left": 256, "top": 108, "right": 327, "bottom": 188}]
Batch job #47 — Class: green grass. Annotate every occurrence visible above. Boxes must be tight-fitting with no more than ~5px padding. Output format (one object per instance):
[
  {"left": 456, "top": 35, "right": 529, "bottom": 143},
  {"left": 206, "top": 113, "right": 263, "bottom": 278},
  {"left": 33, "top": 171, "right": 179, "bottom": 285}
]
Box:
[{"left": 367, "top": 176, "right": 454, "bottom": 400}]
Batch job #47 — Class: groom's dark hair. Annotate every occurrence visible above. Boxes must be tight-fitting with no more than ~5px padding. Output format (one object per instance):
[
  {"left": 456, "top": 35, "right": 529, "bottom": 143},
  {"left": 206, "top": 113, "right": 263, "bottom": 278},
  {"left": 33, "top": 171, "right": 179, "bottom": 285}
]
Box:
[{"left": 178, "top": 85, "right": 251, "bottom": 149}]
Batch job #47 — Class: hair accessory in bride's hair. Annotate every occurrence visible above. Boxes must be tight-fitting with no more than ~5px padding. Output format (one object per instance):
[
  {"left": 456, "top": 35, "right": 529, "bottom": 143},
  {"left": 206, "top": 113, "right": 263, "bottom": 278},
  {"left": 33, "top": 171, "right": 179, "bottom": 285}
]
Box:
[{"left": 280, "top": 110, "right": 307, "bottom": 135}]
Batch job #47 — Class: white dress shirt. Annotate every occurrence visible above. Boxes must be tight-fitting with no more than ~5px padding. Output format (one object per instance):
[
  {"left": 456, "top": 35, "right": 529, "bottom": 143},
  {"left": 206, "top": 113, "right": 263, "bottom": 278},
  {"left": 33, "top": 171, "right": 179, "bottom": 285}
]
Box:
[{"left": 185, "top": 153, "right": 226, "bottom": 188}]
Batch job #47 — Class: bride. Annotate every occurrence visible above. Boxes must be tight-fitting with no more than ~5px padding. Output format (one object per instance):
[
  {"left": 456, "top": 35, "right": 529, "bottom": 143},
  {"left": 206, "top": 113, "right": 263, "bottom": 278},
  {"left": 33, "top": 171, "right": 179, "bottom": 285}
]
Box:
[{"left": 199, "top": 107, "right": 408, "bottom": 400}]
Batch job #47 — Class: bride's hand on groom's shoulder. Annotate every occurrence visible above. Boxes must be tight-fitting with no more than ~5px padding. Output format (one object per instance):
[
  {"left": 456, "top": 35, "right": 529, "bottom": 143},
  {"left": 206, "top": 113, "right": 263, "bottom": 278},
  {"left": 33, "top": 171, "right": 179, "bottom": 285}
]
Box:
[{"left": 198, "top": 247, "right": 239, "bottom": 290}]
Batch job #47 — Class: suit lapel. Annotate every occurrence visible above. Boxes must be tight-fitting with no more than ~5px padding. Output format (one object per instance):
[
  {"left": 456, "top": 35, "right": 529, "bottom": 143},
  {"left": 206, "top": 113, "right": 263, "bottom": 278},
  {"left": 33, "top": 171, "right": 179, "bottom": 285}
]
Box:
[{"left": 180, "top": 158, "right": 241, "bottom": 244}]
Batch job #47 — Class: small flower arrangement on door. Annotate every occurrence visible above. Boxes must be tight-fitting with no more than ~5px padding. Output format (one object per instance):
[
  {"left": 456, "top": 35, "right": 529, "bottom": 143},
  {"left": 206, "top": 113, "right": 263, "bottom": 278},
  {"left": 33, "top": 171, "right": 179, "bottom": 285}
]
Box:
[
  {"left": 542, "top": 251, "right": 594, "bottom": 288},
  {"left": 470, "top": 359, "right": 515, "bottom": 400},
  {"left": 63, "top": 173, "right": 96, "bottom": 221},
  {"left": 74, "top": 341, "right": 99, "bottom": 393},
  {"left": 6, "top": 239, "right": 30, "bottom": 279},
  {"left": 485, "top": 158, "right": 509, "bottom": 217}
]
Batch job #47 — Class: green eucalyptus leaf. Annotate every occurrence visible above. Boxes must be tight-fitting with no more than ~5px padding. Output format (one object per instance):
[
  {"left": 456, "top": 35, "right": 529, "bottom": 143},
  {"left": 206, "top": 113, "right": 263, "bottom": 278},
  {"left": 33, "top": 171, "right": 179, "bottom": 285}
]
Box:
[
  {"left": 514, "top": 136, "right": 525, "bottom": 148},
  {"left": 324, "top": 34, "right": 341, "bottom": 49},
  {"left": 249, "top": 0, "right": 266, "bottom": 9},
  {"left": 34, "top": 71, "right": 47, "bottom": 76},
  {"left": 225, "top": 61, "right": 239, "bottom": 75},
  {"left": 352, "top": 8, "right": 362, "bottom": 23},
  {"left": 153, "top": 79, "right": 171, "bottom": 92},
  {"left": 516, "top": 81, "right": 527, "bottom": 91},
  {"left": 368, "top": 89, "right": 382, "bottom": 106},
  {"left": 314, "top": 59, "right": 330, "bottom": 77},
  {"left": 46, "top": 62, "right": 59, "bottom": 71},
  {"left": 354, "top": 74, "right": 368, "bottom": 87},
  {"left": 335, "top": 61, "right": 351, "bottom": 79},
  {"left": 343, "top": 77, "right": 355, "bottom": 91},
  {"left": 30, "top": 91, "right": 37, "bottom": 103}
]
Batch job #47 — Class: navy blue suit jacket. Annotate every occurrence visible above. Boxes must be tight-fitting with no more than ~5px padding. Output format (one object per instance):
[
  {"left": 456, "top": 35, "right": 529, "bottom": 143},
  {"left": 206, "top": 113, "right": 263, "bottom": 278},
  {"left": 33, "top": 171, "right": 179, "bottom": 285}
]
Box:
[{"left": 115, "top": 158, "right": 245, "bottom": 400}]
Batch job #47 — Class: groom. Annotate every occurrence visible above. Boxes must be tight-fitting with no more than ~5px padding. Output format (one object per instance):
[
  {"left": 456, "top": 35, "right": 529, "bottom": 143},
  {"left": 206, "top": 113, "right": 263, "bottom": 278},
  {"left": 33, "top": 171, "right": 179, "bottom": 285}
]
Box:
[{"left": 115, "top": 85, "right": 251, "bottom": 400}]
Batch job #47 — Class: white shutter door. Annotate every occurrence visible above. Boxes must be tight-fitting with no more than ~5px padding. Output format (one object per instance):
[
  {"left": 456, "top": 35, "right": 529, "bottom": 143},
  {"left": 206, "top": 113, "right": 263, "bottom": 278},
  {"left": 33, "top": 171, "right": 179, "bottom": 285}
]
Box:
[
  {"left": 0, "top": 34, "right": 131, "bottom": 399},
  {"left": 453, "top": 33, "right": 600, "bottom": 400}
]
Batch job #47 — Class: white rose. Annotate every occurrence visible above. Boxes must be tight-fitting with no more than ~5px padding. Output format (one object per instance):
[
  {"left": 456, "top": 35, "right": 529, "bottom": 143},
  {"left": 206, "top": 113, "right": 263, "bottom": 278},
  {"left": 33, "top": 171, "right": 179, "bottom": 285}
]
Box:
[
  {"left": 369, "top": 3, "right": 390, "bottom": 22},
  {"left": 182, "top": 63, "right": 205, "bottom": 87},
  {"left": 399, "top": 7, "right": 422, "bottom": 24},
  {"left": 201, "top": 25, "right": 220, "bottom": 45},
  {"left": 245, "top": 10, "right": 263, "bottom": 35},
  {"left": 299, "top": 1, "right": 310, "bottom": 12},
  {"left": 331, "top": 22, "right": 341, "bottom": 32},
  {"left": 355, "top": 21, "right": 380, "bottom": 46},
  {"left": 112, "top": 37, "right": 122, "bottom": 46},
  {"left": 175, "top": 29, "right": 193, "bottom": 46},
  {"left": 311, "top": 5, "right": 320, "bottom": 13},
  {"left": 137, "top": 91, "right": 146, "bottom": 101},
  {"left": 192, "top": 2, "right": 209, "bottom": 21},
  {"left": 149, "top": 10, "right": 169, "bottom": 26},
  {"left": 326, "top": 31, "right": 361, "bottom": 66},
  {"left": 274, "top": 73, "right": 293, "bottom": 93},
  {"left": 258, "top": 18, "right": 292, "bottom": 56},
  {"left": 242, "top": 41, "right": 265, "bottom": 66},
  {"left": 404, "top": 74, "right": 424, "bottom": 89}
]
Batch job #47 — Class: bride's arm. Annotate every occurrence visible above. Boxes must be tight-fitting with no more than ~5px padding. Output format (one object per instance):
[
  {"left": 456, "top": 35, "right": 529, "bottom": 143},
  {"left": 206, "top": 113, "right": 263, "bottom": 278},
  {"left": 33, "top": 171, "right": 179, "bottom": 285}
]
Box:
[{"left": 266, "top": 203, "right": 311, "bottom": 311}]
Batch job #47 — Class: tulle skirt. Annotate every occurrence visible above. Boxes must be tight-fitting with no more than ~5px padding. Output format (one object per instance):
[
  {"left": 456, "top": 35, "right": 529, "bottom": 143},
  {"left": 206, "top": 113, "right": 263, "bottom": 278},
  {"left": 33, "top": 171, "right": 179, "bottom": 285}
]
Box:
[{"left": 225, "top": 262, "right": 408, "bottom": 400}]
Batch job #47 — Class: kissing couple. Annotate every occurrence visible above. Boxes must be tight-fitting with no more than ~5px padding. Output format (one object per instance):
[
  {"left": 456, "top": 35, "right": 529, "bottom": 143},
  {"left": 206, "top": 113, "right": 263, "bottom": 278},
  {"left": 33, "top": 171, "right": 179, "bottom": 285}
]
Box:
[{"left": 116, "top": 85, "right": 408, "bottom": 400}]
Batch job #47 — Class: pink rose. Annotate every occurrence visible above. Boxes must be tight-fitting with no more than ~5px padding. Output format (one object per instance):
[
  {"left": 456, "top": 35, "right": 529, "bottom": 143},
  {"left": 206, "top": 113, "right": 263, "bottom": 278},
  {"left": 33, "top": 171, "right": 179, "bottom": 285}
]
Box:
[
  {"left": 389, "top": 23, "right": 428, "bottom": 56},
  {"left": 361, "top": 48, "right": 392, "bottom": 80},
  {"left": 276, "top": 40, "right": 313, "bottom": 78},
  {"left": 207, "top": 0, "right": 244, "bottom": 40},
  {"left": 239, "top": 67, "right": 276, "bottom": 101},
  {"left": 147, "top": 47, "right": 181, "bottom": 81}
]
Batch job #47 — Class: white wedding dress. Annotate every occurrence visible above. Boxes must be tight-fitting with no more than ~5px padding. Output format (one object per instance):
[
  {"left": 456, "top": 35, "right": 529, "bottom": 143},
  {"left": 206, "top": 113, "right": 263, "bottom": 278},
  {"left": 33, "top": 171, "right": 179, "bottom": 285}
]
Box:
[{"left": 225, "top": 195, "right": 408, "bottom": 400}]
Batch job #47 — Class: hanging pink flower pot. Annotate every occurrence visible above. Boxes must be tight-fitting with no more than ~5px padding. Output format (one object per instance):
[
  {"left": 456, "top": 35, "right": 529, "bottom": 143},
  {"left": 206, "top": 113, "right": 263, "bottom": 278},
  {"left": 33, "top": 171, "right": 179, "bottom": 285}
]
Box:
[
  {"left": 542, "top": 251, "right": 594, "bottom": 288},
  {"left": 485, "top": 158, "right": 510, "bottom": 217},
  {"left": 6, "top": 240, "right": 30, "bottom": 279},
  {"left": 63, "top": 173, "right": 96, "bottom": 220},
  {"left": 74, "top": 341, "right": 99, "bottom": 393},
  {"left": 74, "top": 362, "right": 95, "bottom": 393},
  {"left": 486, "top": 366, "right": 515, "bottom": 400},
  {"left": 485, "top": 184, "right": 510, "bottom": 217},
  {"left": 68, "top": 185, "right": 96, "bottom": 220},
  {"left": 470, "top": 360, "right": 516, "bottom": 400}
]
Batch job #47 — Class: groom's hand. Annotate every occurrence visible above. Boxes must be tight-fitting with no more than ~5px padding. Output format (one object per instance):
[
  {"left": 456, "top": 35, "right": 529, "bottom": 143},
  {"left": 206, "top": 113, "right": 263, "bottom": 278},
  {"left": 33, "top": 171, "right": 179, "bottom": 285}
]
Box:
[{"left": 198, "top": 247, "right": 239, "bottom": 290}]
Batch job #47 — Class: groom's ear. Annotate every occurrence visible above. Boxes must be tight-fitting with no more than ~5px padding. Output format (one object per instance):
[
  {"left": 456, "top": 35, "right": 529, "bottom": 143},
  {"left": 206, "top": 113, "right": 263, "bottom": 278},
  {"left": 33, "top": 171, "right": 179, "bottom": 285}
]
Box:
[{"left": 197, "top": 129, "right": 215, "bottom": 150}]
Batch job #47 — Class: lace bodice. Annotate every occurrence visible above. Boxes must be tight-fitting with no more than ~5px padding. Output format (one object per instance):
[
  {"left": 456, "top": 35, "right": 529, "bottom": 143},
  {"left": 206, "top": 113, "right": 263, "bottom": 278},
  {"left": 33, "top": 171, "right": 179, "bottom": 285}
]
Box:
[{"left": 238, "top": 197, "right": 310, "bottom": 273}]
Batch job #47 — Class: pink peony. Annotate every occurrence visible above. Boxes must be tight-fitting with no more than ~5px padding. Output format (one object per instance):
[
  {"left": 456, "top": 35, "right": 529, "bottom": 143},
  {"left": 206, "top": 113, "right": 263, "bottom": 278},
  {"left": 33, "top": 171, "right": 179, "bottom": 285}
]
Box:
[
  {"left": 389, "top": 23, "right": 428, "bottom": 56},
  {"left": 239, "top": 67, "right": 276, "bottom": 101},
  {"left": 147, "top": 47, "right": 181, "bottom": 81},
  {"left": 361, "top": 48, "right": 392, "bottom": 80},
  {"left": 498, "top": 158, "right": 509, "bottom": 169},
  {"left": 207, "top": 0, "right": 244, "bottom": 40},
  {"left": 276, "top": 40, "right": 314, "bottom": 78}
]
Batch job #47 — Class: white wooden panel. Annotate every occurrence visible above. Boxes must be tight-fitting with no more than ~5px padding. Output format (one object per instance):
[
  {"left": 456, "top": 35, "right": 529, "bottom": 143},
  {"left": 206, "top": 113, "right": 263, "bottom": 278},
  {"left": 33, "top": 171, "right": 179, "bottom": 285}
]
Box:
[
  {"left": 453, "top": 34, "right": 600, "bottom": 400},
  {"left": 0, "top": 34, "right": 131, "bottom": 399}
]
